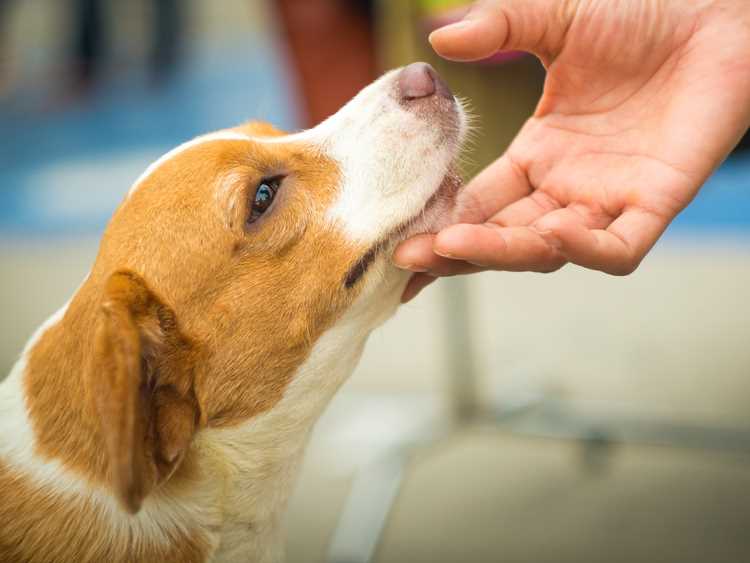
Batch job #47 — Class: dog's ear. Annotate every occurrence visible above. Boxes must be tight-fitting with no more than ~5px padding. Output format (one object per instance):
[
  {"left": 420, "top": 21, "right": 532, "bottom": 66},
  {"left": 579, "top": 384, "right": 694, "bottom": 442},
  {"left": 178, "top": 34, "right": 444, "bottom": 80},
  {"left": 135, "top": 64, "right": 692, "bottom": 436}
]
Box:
[{"left": 89, "top": 270, "right": 199, "bottom": 514}]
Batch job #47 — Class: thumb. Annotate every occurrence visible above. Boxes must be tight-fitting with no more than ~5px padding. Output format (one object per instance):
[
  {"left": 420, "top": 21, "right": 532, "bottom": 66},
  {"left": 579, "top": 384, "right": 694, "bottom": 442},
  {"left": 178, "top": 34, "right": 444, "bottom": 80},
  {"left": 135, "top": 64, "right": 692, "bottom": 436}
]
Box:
[{"left": 429, "top": 0, "right": 569, "bottom": 63}]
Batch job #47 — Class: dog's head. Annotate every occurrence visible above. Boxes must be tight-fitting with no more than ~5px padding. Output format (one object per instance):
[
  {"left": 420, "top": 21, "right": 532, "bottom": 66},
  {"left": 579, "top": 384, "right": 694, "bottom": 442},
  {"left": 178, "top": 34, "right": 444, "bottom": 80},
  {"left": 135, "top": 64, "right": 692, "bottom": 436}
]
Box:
[{"left": 85, "top": 63, "right": 467, "bottom": 512}]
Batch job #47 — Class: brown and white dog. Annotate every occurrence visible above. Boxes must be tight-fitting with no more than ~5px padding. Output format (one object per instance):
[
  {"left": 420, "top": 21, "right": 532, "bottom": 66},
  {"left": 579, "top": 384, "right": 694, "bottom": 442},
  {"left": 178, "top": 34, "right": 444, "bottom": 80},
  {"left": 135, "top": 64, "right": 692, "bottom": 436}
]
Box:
[{"left": 0, "top": 63, "right": 466, "bottom": 563}]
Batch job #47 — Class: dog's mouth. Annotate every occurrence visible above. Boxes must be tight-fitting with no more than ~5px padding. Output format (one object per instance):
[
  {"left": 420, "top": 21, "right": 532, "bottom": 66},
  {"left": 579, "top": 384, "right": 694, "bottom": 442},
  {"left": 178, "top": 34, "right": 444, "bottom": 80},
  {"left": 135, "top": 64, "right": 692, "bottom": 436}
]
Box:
[{"left": 343, "top": 167, "right": 463, "bottom": 289}]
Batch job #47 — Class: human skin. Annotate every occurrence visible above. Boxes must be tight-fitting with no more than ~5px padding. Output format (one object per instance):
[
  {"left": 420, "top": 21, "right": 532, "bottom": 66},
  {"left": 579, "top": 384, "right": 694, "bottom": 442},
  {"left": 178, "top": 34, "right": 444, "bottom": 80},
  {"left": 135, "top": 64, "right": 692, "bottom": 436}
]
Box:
[{"left": 394, "top": 0, "right": 750, "bottom": 302}]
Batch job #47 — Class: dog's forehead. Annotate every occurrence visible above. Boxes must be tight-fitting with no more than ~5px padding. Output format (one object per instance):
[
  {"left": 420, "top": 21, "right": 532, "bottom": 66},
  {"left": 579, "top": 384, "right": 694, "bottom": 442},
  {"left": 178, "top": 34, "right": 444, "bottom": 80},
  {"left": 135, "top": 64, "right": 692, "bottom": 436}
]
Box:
[
  {"left": 128, "top": 131, "right": 253, "bottom": 198},
  {"left": 127, "top": 121, "right": 299, "bottom": 199}
]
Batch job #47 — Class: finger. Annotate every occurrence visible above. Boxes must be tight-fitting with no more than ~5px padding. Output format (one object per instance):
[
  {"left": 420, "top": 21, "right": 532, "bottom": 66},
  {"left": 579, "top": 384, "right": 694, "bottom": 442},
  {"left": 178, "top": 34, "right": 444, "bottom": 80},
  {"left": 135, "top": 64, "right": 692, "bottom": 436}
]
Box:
[
  {"left": 429, "top": 1, "right": 511, "bottom": 62},
  {"left": 537, "top": 207, "right": 670, "bottom": 275},
  {"left": 402, "top": 274, "right": 437, "bottom": 303},
  {"left": 392, "top": 234, "right": 436, "bottom": 271},
  {"left": 429, "top": 0, "right": 567, "bottom": 63},
  {"left": 454, "top": 155, "right": 533, "bottom": 224},
  {"left": 393, "top": 234, "right": 484, "bottom": 276},
  {"left": 434, "top": 223, "right": 566, "bottom": 272}
]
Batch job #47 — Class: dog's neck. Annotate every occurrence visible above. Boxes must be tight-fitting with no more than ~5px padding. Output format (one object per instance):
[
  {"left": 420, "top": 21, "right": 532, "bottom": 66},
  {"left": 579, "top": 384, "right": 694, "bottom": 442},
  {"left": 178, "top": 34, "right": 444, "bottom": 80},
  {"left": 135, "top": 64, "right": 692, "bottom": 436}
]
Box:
[{"left": 0, "top": 277, "right": 390, "bottom": 562}]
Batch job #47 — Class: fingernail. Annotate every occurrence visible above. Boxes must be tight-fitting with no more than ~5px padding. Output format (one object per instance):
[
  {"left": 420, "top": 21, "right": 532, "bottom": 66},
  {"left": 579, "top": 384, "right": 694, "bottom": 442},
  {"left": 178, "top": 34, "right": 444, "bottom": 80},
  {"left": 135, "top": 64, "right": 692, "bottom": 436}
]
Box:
[
  {"left": 429, "top": 20, "right": 472, "bottom": 41},
  {"left": 433, "top": 249, "right": 455, "bottom": 259},
  {"left": 395, "top": 263, "right": 429, "bottom": 272},
  {"left": 439, "top": 19, "right": 473, "bottom": 31}
]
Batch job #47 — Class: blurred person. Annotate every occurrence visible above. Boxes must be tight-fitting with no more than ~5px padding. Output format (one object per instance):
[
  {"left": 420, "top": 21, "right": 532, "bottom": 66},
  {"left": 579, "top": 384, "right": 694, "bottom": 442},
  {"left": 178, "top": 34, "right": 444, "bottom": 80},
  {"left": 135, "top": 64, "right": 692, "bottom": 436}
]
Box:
[
  {"left": 394, "top": 0, "right": 750, "bottom": 301},
  {"left": 72, "top": 0, "right": 105, "bottom": 91},
  {"left": 274, "top": 0, "right": 377, "bottom": 126},
  {"left": 71, "top": 0, "right": 186, "bottom": 94},
  {"left": 149, "top": 0, "right": 184, "bottom": 85},
  {"left": 0, "top": 0, "right": 15, "bottom": 98}
]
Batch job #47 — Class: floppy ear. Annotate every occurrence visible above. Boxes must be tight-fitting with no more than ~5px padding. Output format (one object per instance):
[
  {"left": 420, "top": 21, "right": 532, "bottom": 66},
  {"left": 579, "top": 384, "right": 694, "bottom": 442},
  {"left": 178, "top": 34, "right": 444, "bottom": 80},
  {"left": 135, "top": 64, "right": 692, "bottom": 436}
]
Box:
[{"left": 89, "top": 270, "right": 200, "bottom": 514}]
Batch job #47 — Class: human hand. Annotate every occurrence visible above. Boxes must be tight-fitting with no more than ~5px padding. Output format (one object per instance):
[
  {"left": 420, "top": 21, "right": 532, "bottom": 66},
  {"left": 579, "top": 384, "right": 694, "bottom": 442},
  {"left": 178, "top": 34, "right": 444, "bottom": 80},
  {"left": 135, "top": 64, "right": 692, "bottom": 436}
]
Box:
[{"left": 396, "top": 0, "right": 750, "bottom": 302}]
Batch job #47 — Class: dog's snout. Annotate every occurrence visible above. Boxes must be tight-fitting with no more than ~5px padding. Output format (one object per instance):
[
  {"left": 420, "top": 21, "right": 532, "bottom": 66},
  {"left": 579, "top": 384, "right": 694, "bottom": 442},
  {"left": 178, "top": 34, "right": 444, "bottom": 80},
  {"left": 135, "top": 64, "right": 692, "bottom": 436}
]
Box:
[{"left": 397, "top": 62, "right": 453, "bottom": 101}]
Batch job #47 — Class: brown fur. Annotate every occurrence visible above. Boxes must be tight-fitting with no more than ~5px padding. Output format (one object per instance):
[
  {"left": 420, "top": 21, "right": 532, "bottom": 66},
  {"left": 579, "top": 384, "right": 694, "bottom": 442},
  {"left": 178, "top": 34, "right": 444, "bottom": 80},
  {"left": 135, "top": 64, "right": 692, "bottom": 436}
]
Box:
[
  {"left": 0, "top": 463, "right": 211, "bottom": 563},
  {"left": 90, "top": 270, "right": 200, "bottom": 513}
]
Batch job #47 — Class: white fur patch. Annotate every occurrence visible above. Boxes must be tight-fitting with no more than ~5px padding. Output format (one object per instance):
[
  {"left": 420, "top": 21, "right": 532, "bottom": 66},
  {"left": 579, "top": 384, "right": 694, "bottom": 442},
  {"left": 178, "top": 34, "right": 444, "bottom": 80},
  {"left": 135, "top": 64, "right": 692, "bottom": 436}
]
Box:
[{"left": 256, "top": 69, "right": 467, "bottom": 245}]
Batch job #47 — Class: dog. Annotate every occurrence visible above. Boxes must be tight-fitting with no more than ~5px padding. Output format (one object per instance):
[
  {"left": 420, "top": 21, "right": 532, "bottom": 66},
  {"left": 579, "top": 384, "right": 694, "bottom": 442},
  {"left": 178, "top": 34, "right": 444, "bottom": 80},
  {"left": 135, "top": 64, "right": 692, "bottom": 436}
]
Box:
[{"left": 0, "top": 62, "right": 467, "bottom": 563}]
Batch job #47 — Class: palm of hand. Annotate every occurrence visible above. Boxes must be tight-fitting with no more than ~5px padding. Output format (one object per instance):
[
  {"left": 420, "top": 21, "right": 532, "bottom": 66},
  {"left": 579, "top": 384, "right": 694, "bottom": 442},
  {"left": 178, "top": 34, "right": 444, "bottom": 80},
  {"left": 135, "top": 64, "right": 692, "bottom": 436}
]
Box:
[{"left": 397, "top": 0, "right": 750, "bottom": 281}]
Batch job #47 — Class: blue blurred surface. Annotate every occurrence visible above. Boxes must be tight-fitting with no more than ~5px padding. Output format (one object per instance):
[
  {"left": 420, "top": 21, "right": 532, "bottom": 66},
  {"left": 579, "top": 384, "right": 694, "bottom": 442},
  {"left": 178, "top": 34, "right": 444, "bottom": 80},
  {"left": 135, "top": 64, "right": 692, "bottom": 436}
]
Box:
[
  {"left": 670, "top": 156, "right": 750, "bottom": 233},
  {"left": 0, "top": 40, "right": 298, "bottom": 237}
]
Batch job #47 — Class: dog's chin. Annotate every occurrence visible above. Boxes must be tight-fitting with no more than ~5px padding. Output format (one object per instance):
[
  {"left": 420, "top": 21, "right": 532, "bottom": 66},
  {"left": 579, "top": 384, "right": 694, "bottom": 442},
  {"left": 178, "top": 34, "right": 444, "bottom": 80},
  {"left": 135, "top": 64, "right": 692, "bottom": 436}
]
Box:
[
  {"left": 416, "top": 168, "right": 464, "bottom": 233},
  {"left": 386, "top": 165, "right": 463, "bottom": 247}
]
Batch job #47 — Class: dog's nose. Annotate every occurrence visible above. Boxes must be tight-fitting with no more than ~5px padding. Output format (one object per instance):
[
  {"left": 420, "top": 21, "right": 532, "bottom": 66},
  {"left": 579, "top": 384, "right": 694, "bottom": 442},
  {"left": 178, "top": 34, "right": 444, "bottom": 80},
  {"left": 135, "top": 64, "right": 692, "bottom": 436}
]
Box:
[{"left": 397, "top": 62, "right": 453, "bottom": 101}]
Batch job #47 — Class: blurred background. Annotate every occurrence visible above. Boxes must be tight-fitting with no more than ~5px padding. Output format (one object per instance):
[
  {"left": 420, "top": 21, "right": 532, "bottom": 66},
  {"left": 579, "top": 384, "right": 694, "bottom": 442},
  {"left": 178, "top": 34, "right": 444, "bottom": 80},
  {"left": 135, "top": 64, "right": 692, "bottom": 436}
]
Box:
[{"left": 1, "top": 1, "right": 749, "bottom": 562}]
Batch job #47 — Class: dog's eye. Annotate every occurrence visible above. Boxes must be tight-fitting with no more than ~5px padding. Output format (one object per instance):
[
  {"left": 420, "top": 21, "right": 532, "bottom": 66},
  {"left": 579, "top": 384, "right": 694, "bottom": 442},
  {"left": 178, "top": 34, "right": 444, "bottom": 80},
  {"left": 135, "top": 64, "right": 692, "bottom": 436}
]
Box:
[{"left": 248, "top": 177, "right": 281, "bottom": 224}]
